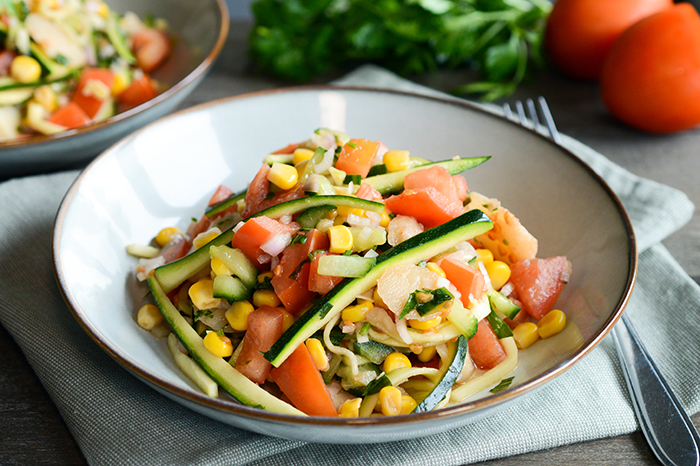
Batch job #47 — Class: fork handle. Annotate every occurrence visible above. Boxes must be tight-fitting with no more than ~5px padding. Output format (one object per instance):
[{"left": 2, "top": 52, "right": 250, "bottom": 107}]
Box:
[{"left": 612, "top": 313, "right": 700, "bottom": 466}]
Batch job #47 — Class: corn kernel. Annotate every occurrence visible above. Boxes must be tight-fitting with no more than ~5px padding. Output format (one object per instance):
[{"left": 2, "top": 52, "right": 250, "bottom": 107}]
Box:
[
  {"left": 32, "top": 85, "right": 58, "bottom": 113},
  {"left": 305, "top": 337, "right": 329, "bottom": 371},
  {"left": 379, "top": 386, "right": 403, "bottom": 416},
  {"left": 417, "top": 345, "right": 437, "bottom": 363},
  {"left": 328, "top": 225, "right": 353, "bottom": 253},
  {"left": 280, "top": 308, "right": 295, "bottom": 331},
  {"left": 257, "top": 271, "right": 273, "bottom": 284},
  {"left": 383, "top": 150, "right": 411, "bottom": 172},
  {"left": 337, "top": 205, "right": 365, "bottom": 218},
  {"left": 292, "top": 147, "right": 314, "bottom": 165},
  {"left": 383, "top": 352, "right": 411, "bottom": 373},
  {"left": 155, "top": 226, "right": 182, "bottom": 247},
  {"left": 203, "top": 331, "right": 233, "bottom": 358},
  {"left": 485, "top": 260, "right": 511, "bottom": 290},
  {"left": 379, "top": 210, "right": 391, "bottom": 228},
  {"left": 537, "top": 309, "right": 567, "bottom": 339},
  {"left": 267, "top": 162, "right": 298, "bottom": 190},
  {"left": 476, "top": 248, "right": 494, "bottom": 266},
  {"left": 112, "top": 72, "right": 129, "bottom": 95},
  {"left": 341, "top": 300, "right": 372, "bottom": 323},
  {"left": 513, "top": 322, "right": 540, "bottom": 349},
  {"left": 188, "top": 279, "right": 221, "bottom": 310},
  {"left": 192, "top": 229, "right": 220, "bottom": 249},
  {"left": 95, "top": 0, "right": 109, "bottom": 18},
  {"left": 339, "top": 398, "right": 362, "bottom": 418},
  {"left": 252, "top": 289, "right": 281, "bottom": 308},
  {"left": 225, "top": 300, "right": 254, "bottom": 331},
  {"left": 211, "top": 257, "right": 232, "bottom": 276},
  {"left": 408, "top": 316, "right": 442, "bottom": 330},
  {"left": 136, "top": 304, "right": 163, "bottom": 330},
  {"left": 400, "top": 394, "right": 417, "bottom": 414},
  {"left": 426, "top": 262, "right": 446, "bottom": 278},
  {"left": 11, "top": 56, "right": 42, "bottom": 83}
]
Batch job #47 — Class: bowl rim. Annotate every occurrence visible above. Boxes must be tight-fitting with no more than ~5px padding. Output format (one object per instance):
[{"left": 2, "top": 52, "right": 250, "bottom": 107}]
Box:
[
  {"left": 0, "top": 0, "right": 229, "bottom": 151},
  {"left": 52, "top": 85, "right": 638, "bottom": 429}
]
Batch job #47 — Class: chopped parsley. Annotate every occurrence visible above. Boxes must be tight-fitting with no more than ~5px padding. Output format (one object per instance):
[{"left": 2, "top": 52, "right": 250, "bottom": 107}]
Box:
[{"left": 490, "top": 376, "right": 515, "bottom": 393}]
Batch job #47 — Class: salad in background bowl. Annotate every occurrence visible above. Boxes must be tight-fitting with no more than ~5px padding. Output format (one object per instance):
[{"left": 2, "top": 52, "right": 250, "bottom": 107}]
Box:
[{"left": 0, "top": 0, "right": 228, "bottom": 178}]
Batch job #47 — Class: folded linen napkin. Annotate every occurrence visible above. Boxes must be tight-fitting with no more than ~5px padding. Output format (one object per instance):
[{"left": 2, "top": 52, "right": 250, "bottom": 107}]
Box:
[{"left": 0, "top": 66, "right": 697, "bottom": 466}]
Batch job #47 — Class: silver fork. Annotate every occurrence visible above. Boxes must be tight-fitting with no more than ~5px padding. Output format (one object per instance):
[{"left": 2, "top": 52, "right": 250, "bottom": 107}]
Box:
[{"left": 507, "top": 97, "right": 700, "bottom": 466}]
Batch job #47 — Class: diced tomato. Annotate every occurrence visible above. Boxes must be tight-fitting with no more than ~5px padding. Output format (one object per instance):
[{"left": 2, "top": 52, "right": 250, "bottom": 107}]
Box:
[
  {"left": 355, "top": 182, "right": 383, "bottom": 202},
  {"left": 270, "top": 344, "right": 338, "bottom": 416},
  {"left": 404, "top": 165, "right": 467, "bottom": 207},
  {"left": 439, "top": 258, "right": 485, "bottom": 305},
  {"left": 385, "top": 187, "right": 464, "bottom": 229},
  {"left": 241, "top": 164, "right": 305, "bottom": 218},
  {"left": 308, "top": 251, "right": 344, "bottom": 294},
  {"left": 131, "top": 27, "right": 171, "bottom": 73},
  {"left": 271, "top": 229, "right": 329, "bottom": 313},
  {"left": 509, "top": 256, "right": 571, "bottom": 319},
  {"left": 335, "top": 138, "right": 380, "bottom": 178},
  {"left": 504, "top": 303, "right": 530, "bottom": 329},
  {"left": 157, "top": 234, "right": 189, "bottom": 264},
  {"left": 234, "top": 306, "right": 285, "bottom": 384},
  {"left": 208, "top": 185, "right": 234, "bottom": 206},
  {"left": 46, "top": 102, "right": 91, "bottom": 129},
  {"left": 468, "top": 320, "right": 507, "bottom": 370},
  {"left": 117, "top": 74, "right": 159, "bottom": 109},
  {"left": 271, "top": 142, "right": 301, "bottom": 154},
  {"left": 0, "top": 50, "right": 16, "bottom": 76},
  {"left": 451, "top": 174, "right": 469, "bottom": 202},
  {"left": 231, "top": 216, "right": 300, "bottom": 269},
  {"left": 71, "top": 68, "right": 115, "bottom": 119},
  {"left": 185, "top": 215, "right": 211, "bottom": 242}
]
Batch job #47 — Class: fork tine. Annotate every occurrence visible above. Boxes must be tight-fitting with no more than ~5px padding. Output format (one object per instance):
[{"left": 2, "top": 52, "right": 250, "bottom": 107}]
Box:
[
  {"left": 502, "top": 103, "right": 514, "bottom": 120},
  {"left": 537, "top": 96, "right": 563, "bottom": 145},
  {"left": 525, "top": 98, "right": 540, "bottom": 130},
  {"left": 514, "top": 100, "right": 527, "bottom": 128}
]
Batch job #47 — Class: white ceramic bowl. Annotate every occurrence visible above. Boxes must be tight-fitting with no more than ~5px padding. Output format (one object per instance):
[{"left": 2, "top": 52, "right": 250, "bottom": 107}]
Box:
[
  {"left": 53, "top": 87, "right": 637, "bottom": 443},
  {"left": 0, "top": 0, "right": 228, "bottom": 179}
]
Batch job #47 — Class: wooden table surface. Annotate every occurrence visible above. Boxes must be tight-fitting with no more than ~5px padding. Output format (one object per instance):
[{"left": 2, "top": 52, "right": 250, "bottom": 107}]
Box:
[{"left": 2, "top": 21, "right": 699, "bottom": 466}]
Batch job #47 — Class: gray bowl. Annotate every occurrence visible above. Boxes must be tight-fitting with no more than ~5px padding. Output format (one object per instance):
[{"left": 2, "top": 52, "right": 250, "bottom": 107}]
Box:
[{"left": 0, "top": 0, "right": 228, "bottom": 179}]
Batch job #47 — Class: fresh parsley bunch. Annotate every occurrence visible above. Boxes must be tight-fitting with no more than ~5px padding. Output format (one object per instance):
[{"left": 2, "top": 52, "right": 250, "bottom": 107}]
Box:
[{"left": 249, "top": 0, "right": 552, "bottom": 101}]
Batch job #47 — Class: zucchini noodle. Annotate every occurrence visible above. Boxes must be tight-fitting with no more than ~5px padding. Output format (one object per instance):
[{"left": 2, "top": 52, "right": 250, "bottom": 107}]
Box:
[
  {"left": 449, "top": 337, "right": 518, "bottom": 404},
  {"left": 324, "top": 313, "right": 361, "bottom": 376},
  {"left": 368, "top": 321, "right": 462, "bottom": 348}
]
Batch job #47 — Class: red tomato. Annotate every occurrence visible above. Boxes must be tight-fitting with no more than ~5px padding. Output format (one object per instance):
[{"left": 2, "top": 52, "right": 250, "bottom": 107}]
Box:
[
  {"left": 231, "top": 216, "right": 299, "bottom": 269},
  {"left": 468, "top": 320, "right": 506, "bottom": 370},
  {"left": 439, "top": 258, "right": 485, "bottom": 305},
  {"left": 207, "top": 185, "right": 234, "bottom": 206},
  {"left": 545, "top": 0, "right": 672, "bottom": 80},
  {"left": 131, "top": 28, "right": 171, "bottom": 73},
  {"left": 117, "top": 74, "right": 159, "bottom": 109},
  {"left": 46, "top": 102, "right": 91, "bottom": 129},
  {"left": 335, "top": 138, "right": 380, "bottom": 178},
  {"left": 385, "top": 187, "right": 463, "bottom": 229},
  {"left": 71, "top": 68, "right": 115, "bottom": 119},
  {"left": 308, "top": 251, "right": 344, "bottom": 294},
  {"left": 234, "top": 306, "right": 285, "bottom": 384},
  {"left": 509, "top": 256, "right": 571, "bottom": 319},
  {"left": 270, "top": 344, "right": 338, "bottom": 416},
  {"left": 241, "top": 164, "right": 305, "bottom": 218},
  {"left": 600, "top": 3, "right": 700, "bottom": 133}
]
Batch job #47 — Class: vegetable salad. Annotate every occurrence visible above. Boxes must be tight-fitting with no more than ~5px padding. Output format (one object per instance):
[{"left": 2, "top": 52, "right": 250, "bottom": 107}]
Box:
[
  {"left": 0, "top": 0, "right": 171, "bottom": 141},
  {"left": 129, "top": 129, "right": 572, "bottom": 417}
]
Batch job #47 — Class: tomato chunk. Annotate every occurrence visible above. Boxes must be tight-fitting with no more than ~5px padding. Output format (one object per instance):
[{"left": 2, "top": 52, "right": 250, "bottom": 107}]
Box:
[
  {"left": 468, "top": 320, "right": 506, "bottom": 370},
  {"left": 271, "top": 229, "right": 329, "bottom": 313},
  {"left": 308, "top": 251, "right": 344, "bottom": 294},
  {"left": 117, "top": 74, "right": 159, "bottom": 109},
  {"left": 270, "top": 344, "right": 338, "bottom": 416},
  {"left": 231, "top": 216, "right": 299, "bottom": 269},
  {"left": 208, "top": 185, "right": 234, "bottom": 206},
  {"left": 71, "top": 68, "right": 115, "bottom": 119},
  {"left": 385, "top": 187, "right": 464, "bottom": 229},
  {"left": 335, "top": 138, "right": 380, "bottom": 178},
  {"left": 439, "top": 258, "right": 485, "bottom": 305},
  {"left": 241, "top": 164, "right": 305, "bottom": 218},
  {"left": 404, "top": 165, "right": 467, "bottom": 203},
  {"left": 46, "top": 102, "right": 91, "bottom": 129},
  {"left": 234, "top": 306, "right": 285, "bottom": 384},
  {"left": 509, "top": 256, "right": 571, "bottom": 319}
]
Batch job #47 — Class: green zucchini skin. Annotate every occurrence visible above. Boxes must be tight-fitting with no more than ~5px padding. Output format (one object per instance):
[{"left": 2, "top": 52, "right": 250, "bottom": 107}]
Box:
[
  {"left": 413, "top": 335, "right": 468, "bottom": 413},
  {"left": 147, "top": 277, "right": 305, "bottom": 415},
  {"left": 154, "top": 229, "right": 234, "bottom": 294},
  {"left": 265, "top": 209, "right": 493, "bottom": 367},
  {"left": 364, "top": 157, "right": 490, "bottom": 195},
  {"left": 251, "top": 195, "right": 385, "bottom": 219}
]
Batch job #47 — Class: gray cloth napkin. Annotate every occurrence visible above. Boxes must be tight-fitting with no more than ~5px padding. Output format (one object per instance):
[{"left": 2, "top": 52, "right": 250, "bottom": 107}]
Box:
[{"left": 0, "top": 66, "right": 698, "bottom": 465}]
